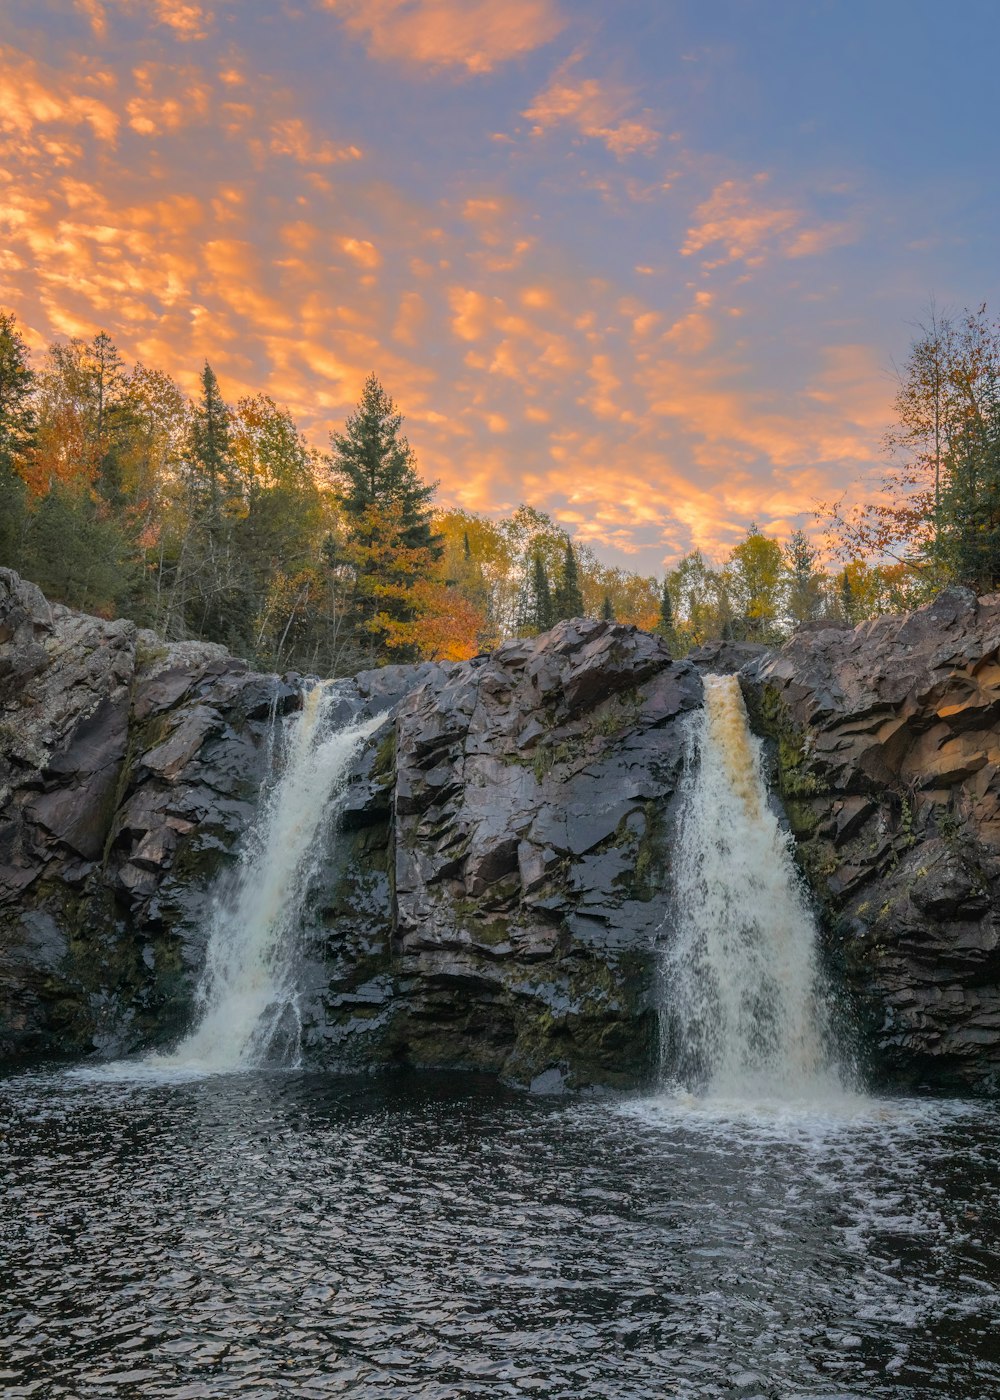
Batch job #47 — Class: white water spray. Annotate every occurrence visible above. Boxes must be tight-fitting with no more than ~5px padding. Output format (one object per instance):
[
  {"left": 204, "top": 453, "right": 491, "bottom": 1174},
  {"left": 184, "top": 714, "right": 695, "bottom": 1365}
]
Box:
[
  {"left": 662, "top": 674, "right": 848, "bottom": 1101},
  {"left": 150, "top": 685, "right": 384, "bottom": 1075}
]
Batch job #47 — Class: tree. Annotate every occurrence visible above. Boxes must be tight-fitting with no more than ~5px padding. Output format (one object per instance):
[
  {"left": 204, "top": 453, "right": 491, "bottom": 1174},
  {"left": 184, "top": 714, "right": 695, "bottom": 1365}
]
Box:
[
  {"left": 328, "top": 375, "right": 442, "bottom": 664},
  {"left": 330, "top": 374, "right": 437, "bottom": 550},
  {"left": 654, "top": 576, "right": 679, "bottom": 648},
  {"left": 725, "top": 525, "right": 786, "bottom": 641},
  {"left": 601, "top": 592, "right": 615, "bottom": 621},
  {"left": 826, "top": 303, "right": 1000, "bottom": 592},
  {"left": 525, "top": 549, "right": 555, "bottom": 633},
  {"left": 553, "top": 538, "right": 584, "bottom": 620},
  {"left": 0, "top": 311, "right": 34, "bottom": 561},
  {"left": 785, "top": 529, "right": 824, "bottom": 627}
]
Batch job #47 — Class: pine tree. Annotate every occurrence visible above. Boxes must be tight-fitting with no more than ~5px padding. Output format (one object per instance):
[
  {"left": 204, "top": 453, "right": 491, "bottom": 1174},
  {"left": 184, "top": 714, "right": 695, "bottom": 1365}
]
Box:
[
  {"left": 190, "top": 362, "right": 235, "bottom": 520},
  {"left": 0, "top": 311, "right": 36, "bottom": 480},
  {"left": 0, "top": 311, "right": 33, "bottom": 563},
  {"left": 553, "top": 539, "right": 584, "bottom": 620},
  {"left": 329, "top": 375, "right": 441, "bottom": 665},
  {"left": 530, "top": 550, "right": 554, "bottom": 632},
  {"left": 601, "top": 592, "right": 615, "bottom": 621},
  {"left": 657, "top": 578, "right": 673, "bottom": 631},
  {"left": 655, "top": 577, "right": 679, "bottom": 652},
  {"left": 330, "top": 373, "right": 438, "bottom": 554},
  {"left": 786, "top": 528, "right": 823, "bottom": 627}
]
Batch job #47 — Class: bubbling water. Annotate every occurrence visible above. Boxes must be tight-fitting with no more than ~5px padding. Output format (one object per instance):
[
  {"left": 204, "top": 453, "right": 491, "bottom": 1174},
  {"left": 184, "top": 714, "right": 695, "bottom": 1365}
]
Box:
[{"left": 662, "top": 672, "right": 851, "bottom": 1101}]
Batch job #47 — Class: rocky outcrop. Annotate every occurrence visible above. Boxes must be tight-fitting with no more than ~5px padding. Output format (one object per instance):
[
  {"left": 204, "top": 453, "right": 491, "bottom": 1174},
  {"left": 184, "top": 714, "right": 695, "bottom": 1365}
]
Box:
[
  {"left": 0, "top": 568, "right": 301, "bottom": 1058},
  {"left": 743, "top": 589, "right": 1000, "bottom": 1092},
  {"left": 0, "top": 570, "right": 699, "bottom": 1086},
  {"left": 366, "top": 623, "right": 698, "bottom": 1087}
]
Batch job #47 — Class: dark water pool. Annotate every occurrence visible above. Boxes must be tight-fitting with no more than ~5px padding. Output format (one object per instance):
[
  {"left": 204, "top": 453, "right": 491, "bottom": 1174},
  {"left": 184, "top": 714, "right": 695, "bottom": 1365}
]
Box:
[{"left": 1, "top": 1068, "right": 998, "bottom": 1398}]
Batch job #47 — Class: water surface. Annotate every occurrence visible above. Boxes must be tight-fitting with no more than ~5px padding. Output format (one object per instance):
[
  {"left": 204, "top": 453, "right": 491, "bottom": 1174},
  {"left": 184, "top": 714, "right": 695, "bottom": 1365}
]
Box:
[{"left": 2, "top": 1069, "right": 997, "bottom": 1398}]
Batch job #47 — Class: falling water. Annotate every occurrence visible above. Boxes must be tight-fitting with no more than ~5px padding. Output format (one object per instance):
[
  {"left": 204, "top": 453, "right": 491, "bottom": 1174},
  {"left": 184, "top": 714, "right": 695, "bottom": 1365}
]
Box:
[
  {"left": 151, "top": 685, "right": 384, "bottom": 1074},
  {"left": 662, "top": 673, "right": 848, "bottom": 1100}
]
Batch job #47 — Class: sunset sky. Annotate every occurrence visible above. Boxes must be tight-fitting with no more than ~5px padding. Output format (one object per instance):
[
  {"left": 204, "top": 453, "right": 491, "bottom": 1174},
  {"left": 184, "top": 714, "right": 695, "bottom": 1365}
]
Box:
[{"left": 2, "top": 0, "right": 998, "bottom": 573}]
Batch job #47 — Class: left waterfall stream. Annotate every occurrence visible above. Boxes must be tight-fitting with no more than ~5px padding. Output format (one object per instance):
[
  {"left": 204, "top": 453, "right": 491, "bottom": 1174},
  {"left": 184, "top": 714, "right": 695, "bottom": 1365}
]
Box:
[{"left": 114, "top": 683, "right": 384, "bottom": 1078}]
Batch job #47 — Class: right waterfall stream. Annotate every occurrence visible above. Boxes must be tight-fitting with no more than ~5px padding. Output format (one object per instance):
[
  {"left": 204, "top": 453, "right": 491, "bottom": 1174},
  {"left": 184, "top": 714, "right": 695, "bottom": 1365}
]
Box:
[{"left": 662, "top": 672, "right": 853, "bottom": 1100}]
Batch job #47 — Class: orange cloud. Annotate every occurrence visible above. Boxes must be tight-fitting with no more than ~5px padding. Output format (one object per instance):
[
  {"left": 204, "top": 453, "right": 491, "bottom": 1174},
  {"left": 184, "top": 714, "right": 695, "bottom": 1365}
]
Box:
[
  {"left": 682, "top": 173, "right": 856, "bottom": 267},
  {"left": 523, "top": 64, "right": 660, "bottom": 157},
  {"left": 322, "top": 0, "right": 565, "bottom": 74},
  {"left": 78, "top": 0, "right": 213, "bottom": 40},
  {"left": 0, "top": 47, "right": 119, "bottom": 144},
  {"left": 269, "top": 118, "right": 362, "bottom": 167},
  {"left": 127, "top": 64, "right": 211, "bottom": 134}
]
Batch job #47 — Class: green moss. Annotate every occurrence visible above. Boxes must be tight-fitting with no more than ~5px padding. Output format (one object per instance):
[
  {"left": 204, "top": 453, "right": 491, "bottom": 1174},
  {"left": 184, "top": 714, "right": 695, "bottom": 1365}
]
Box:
[
  {"left": 372, "top": 729, "right": 396, "bottom": 783},
  {"left": 135, "top": 638, "right": 168, "bottom": 670}
]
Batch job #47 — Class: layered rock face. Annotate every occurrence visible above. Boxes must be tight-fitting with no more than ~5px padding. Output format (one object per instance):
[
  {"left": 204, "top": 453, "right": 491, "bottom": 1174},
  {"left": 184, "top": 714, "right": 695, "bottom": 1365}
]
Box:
[
  {"left": 743, "top": 589, "right": 1000, "bottom": 1091},
  {"left": 0, "top": 568, "right": 300, "bottom": 1059},
  {"left": 355, "top": 624, "right": 699, "bottom": 1087},
  {"left": 0, "top": 569, "right": 698, "bottom": 1086}
]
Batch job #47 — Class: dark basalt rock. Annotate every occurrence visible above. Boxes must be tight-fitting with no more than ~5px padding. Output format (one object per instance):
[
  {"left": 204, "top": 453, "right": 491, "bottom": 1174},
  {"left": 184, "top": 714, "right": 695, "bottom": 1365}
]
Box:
[
  {"left": 0, "top": 571, "right": 699, "bottom": 1087},
  {"left": 742, "top": 588, "right": 1000, "bottom": 1092}
]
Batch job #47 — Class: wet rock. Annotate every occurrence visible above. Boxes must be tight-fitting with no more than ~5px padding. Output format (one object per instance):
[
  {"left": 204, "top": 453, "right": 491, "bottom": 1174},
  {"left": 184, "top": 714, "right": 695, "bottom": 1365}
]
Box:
[{"left": 742, "top": 587, "right": 1000, "bottom": 1092}]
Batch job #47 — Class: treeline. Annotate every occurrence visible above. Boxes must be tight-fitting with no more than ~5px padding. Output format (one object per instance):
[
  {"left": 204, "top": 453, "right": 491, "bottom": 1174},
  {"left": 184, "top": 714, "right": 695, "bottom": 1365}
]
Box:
[
  {"left": 0, "top": 307, "right": 972, "bottom": 676},
  {"left": 0, "top": 313, "right": 674, "bottom": 672}
]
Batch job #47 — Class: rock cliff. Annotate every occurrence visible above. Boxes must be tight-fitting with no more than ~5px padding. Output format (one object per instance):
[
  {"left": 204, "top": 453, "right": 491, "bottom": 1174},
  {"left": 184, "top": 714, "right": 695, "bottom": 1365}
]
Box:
[
  {"left": 743, "top": 589, "right": 1000, "bottom": 1092},
  {"left": 8, "top": 564, "right": 1000, "bottom": 1094},
  {"left": 0, "top": 569, "right": 698, "bottom": 1086}
]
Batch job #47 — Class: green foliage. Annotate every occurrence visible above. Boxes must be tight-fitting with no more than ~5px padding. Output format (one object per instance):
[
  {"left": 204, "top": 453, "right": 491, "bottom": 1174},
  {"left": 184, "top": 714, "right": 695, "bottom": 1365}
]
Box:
[
  {"left": 19, "top": 484, "right": 135, "bottom": 616},
  {"left": 0, "top": 310, "right": 35, "bottom": 483},
  {"left": 330, "top": 373, "right": 437, "bottom": 553},
  {"left": 527, "top": 549, "right": 555, "bottom": 633},
  {"left": 553, "top": 539, "right": 584, "bottom": 620}
]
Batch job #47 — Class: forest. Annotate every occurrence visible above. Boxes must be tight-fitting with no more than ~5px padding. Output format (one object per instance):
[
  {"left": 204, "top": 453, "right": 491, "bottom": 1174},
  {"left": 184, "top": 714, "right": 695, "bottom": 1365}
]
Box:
[{"left": 1, "top": 303, "right": 998, "bottom": 676}]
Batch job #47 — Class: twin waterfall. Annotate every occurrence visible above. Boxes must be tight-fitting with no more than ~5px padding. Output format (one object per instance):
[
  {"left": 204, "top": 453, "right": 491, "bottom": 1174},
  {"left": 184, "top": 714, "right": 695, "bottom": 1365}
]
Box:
[
  {"left": 150, "top": 669, "right": 844, "bottom": 1100},
  {"left": 663, "top": 673, "right": 845, "bottom": 1100},
  {"left": 152, "top": 686, "right": 382, "bottom": 1075}
]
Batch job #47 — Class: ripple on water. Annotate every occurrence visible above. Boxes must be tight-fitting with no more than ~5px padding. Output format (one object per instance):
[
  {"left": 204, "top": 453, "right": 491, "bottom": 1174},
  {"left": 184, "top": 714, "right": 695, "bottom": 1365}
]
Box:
[{"left": 1, "top": 1068, "right": 999, "bottom": 1398}]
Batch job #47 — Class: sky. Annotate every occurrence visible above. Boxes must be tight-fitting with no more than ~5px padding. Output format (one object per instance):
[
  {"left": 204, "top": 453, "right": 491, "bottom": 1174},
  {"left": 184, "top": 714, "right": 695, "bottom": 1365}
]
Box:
[{"left": 2, "top": 0, "right": 999, "bottom": 574}]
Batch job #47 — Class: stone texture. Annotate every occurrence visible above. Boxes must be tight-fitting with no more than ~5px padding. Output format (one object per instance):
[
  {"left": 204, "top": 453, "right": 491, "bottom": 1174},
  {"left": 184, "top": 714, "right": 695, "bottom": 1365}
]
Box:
[
  {"left": 0, "top": 572, "right": 699, "bottom": 1088},
  {"left": 743, "top": 588, "right": 1000, "bottom": 1092}
]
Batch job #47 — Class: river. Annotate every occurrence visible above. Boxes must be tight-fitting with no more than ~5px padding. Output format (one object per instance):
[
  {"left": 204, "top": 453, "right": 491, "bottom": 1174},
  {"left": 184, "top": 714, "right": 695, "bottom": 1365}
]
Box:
[{"left": 2, "top": 1067, "right": 998, "bottom": 1398}]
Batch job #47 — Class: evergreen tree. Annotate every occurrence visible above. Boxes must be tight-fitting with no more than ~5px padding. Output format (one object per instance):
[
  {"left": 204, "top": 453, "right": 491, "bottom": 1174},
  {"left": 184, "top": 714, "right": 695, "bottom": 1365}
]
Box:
[
  {"left": 189, "top": 362, "right": 235, "bottom": 520},
  {"left": 0, "top": 311, "right": 33, "bottom": 561},
  {"left": 839, "top": 569, "right": 856, "bottom": 624},
  {"left": 655, "top": 577, "right": 679, "bottom": 652},
  {"left": 786, "top": 528, "right": 824, "bottom": 627},
  {"left": 656, "top": 578, "right": 673, "bottom": 631},
  {"left": 553, "top": 539, "right": 584, "bottom": 620},
  {"left": 601, "top": 592, "right": 615, "bottom": 621},
  {"left": 329, "top": 375, "right": 440, "bottom": 665},
  {"left": 330, "top": 373, "right": 438, "bottom": 553},
  {"left": 530, "top": 550, "right": 555, "bottom": 632}
]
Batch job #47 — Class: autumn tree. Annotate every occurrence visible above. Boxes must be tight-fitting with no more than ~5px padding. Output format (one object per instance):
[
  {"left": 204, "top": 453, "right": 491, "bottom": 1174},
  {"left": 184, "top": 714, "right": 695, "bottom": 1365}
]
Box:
[
  {"left": 725, "top": 525, "right": 786, "bottom": 641},
  {"left": 827, "top": 303, "right": 1000, "bottom": 593}
]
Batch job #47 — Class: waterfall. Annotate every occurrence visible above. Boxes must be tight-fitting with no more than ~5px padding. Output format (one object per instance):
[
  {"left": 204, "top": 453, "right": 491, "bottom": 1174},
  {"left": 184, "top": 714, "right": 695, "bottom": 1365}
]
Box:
[
  {"left": 662, "top": 673, "right": 847, "bottom": 1100},
  {"left": 151, "top": 685, "right": 384, "bottom": 1074}
]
